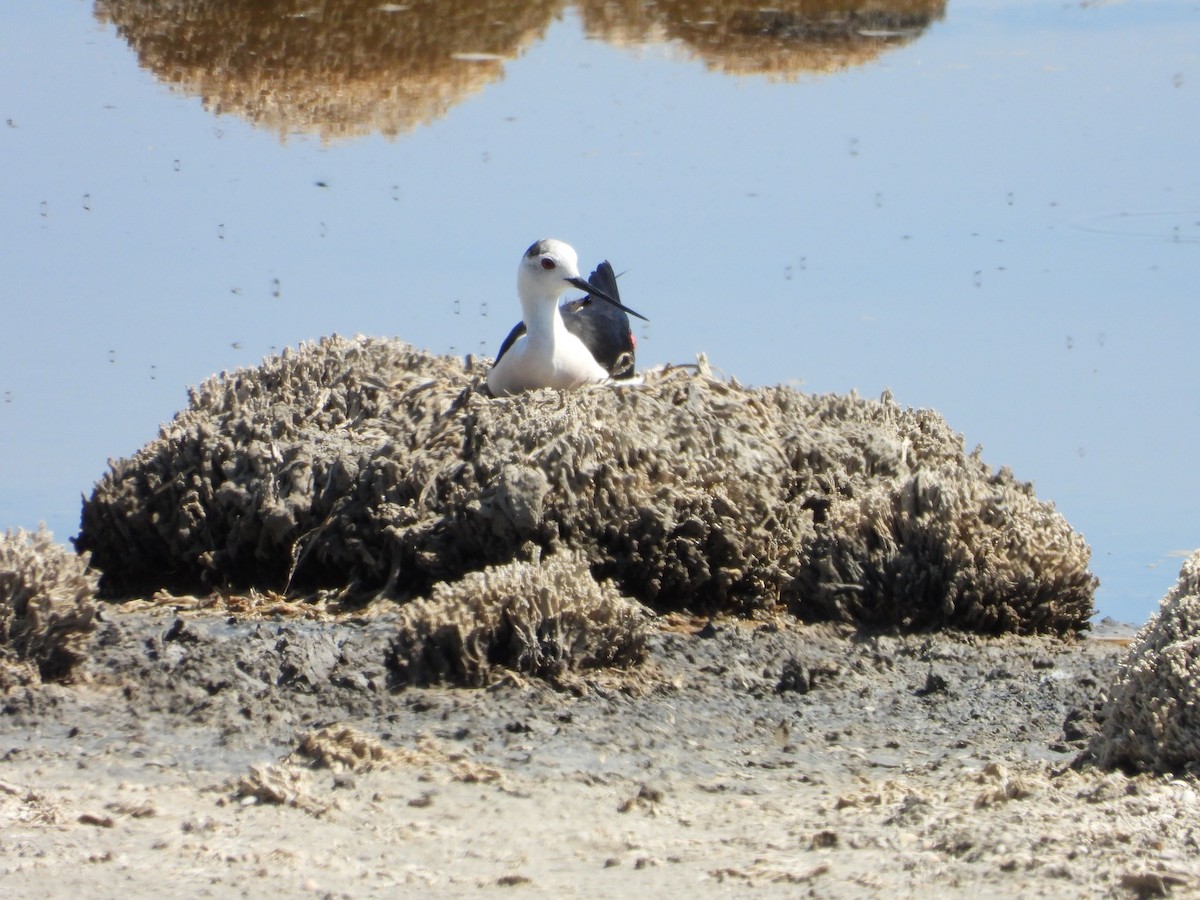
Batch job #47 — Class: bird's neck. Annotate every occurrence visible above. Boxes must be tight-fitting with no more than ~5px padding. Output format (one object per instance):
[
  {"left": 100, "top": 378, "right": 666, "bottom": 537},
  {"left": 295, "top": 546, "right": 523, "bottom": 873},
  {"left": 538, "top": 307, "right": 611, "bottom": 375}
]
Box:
[{"left": 521, "top": 296, "right": 566, "bottom": 350}]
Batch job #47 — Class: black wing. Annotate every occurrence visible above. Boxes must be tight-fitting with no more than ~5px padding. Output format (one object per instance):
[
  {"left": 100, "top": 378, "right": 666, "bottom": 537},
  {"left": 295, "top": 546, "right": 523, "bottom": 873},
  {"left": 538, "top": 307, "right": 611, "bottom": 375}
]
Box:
[
  {"left": 493, "top": 321, "right": 527, "bottom": 364},
  {"left": 561, "top": 261, "right": 637, "bottom": 379}
]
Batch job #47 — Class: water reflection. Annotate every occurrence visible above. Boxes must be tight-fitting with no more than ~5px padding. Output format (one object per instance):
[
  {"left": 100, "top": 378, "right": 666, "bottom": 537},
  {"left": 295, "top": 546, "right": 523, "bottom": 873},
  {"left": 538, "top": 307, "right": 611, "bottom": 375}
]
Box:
[
  {"left": 93, "top": 0, "right": 562, "bottom": 141},
  {"left": 580, "top": 0, "right": 945, "bottom": 77},
  {"left": 95, "top": 0, "right": 944, "bottom": 141}
]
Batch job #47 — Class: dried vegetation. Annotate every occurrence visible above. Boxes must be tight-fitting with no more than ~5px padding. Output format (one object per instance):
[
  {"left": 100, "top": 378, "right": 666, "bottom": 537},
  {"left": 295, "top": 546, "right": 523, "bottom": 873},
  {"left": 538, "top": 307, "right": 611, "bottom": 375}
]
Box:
[
  {"left": 389, "top": 551, "right": 650, "bottom": 686},
  {"left": 0, "top": 527, "right": 97, "bottom": 685},
  {"left": 1092, "top": 550, "right": 1200, "bottom": 774},
  {"left": 77, "top": 336, "right": 1095, "bottom": 637}
]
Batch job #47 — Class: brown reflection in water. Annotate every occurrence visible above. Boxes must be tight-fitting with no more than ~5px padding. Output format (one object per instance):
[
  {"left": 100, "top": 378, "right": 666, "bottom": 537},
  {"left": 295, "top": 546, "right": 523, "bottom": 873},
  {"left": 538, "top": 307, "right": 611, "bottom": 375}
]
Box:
[
  {"left": 94, "top": 0, "right": 945, "bottom": 141},
  {"left": 580, "top": 0, "right": 946, "bottom": 78},
  {"left": 93, "top": 0, "right": 565, "bottom": 142}
]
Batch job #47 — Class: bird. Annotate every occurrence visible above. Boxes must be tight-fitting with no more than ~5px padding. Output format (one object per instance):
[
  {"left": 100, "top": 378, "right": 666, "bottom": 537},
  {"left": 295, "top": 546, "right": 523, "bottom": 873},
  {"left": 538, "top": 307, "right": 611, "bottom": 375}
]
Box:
[{"left": 486, "top": 239, "right": 648, "bottom": 397}]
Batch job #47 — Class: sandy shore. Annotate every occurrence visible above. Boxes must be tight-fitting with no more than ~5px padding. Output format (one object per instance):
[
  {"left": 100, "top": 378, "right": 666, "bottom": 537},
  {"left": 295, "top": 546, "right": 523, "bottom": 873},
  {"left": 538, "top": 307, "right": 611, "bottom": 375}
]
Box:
[{"left": 1, "top": 603, "right": 1194, "bottom": 897}]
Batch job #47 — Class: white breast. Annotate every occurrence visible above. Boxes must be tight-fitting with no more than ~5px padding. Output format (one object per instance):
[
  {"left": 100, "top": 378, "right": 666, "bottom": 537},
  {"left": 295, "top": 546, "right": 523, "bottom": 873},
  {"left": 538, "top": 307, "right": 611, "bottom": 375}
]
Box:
[{"left": 487, "top": 330, "right": 608, "bottom": 397}]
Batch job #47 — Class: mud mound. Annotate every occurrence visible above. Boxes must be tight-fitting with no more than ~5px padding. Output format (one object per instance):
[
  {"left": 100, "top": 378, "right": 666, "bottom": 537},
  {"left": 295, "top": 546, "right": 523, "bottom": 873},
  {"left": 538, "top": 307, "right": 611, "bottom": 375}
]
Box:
[
  {"left": 389, "top": 551, "right": 650, "bottom": 686},
  {"left": 0, "top": 527, "right": 97, "bottom": 685},
  {"left": 1092, "top": 550, "right": 1200, "bottom": 774},
  {"left": 77, "top": 335, "right": 1095, "bottom": 634}
]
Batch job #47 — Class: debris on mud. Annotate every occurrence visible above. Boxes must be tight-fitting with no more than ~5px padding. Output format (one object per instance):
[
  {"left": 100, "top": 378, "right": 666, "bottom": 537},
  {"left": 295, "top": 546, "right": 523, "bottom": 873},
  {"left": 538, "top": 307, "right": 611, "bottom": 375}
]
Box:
[{"left": 292, "top": 724, "right": 395, "bottom": 772}]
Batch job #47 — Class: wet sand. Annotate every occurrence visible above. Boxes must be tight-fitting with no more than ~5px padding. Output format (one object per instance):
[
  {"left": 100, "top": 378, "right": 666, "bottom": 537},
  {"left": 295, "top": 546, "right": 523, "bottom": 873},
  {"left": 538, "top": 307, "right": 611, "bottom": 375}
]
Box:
[{"left": 2, "top": 602, "right": 1194, "bottom": 897}]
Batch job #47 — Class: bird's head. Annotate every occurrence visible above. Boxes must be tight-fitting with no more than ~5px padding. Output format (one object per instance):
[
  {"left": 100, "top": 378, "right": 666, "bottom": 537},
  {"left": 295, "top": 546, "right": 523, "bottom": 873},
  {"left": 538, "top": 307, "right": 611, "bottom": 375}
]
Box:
[{"left": 518, "top": 238, "right": 585, "bottom": 307}]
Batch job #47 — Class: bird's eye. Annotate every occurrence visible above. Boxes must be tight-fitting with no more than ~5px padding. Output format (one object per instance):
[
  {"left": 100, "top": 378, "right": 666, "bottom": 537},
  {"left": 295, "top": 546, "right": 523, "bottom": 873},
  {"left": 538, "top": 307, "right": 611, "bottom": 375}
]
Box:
[{"left": 541, "top": 258, "right": 556, "bottom": 270}]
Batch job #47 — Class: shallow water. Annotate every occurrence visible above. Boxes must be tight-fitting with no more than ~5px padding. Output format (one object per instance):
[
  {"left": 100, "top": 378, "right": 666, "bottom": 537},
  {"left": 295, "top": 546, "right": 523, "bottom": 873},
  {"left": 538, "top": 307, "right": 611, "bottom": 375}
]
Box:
[{"left": 2, "top": 0, "right": 1197, "bottom": 624}]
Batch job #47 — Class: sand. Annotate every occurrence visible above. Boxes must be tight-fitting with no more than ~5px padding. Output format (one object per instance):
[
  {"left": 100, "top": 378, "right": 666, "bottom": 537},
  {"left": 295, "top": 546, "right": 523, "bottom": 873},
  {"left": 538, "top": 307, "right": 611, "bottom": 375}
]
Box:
[{"left": 1, "top": 603, "right": 1194, "bottom": 898}]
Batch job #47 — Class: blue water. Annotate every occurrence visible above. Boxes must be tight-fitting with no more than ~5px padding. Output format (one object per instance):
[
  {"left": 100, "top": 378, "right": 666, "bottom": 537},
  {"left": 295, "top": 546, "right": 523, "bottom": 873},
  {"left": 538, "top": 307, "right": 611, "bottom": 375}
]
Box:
[{"left": 2, "top": 0, "right": 1197, "bottom": 624}]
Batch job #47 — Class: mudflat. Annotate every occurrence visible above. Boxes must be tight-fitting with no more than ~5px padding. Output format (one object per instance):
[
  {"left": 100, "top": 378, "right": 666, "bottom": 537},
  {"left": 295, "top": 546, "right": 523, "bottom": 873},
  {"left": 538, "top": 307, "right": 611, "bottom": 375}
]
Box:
[{"left": 2, "top": 603, "right": 1193, "bottom": 897}]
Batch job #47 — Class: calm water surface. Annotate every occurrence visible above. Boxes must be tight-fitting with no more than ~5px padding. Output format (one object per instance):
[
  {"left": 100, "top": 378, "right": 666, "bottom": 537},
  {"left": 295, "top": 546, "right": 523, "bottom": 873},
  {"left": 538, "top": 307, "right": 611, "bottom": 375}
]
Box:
[{"left": 2, "top": 0, "right": 1197, "bottom": 624}]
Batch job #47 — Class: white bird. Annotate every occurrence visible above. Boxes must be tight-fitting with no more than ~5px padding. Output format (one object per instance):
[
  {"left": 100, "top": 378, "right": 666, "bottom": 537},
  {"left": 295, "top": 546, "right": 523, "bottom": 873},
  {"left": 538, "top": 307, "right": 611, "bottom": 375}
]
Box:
[{"left": 486, "top": 239, "right": 648, "bottom": 398}]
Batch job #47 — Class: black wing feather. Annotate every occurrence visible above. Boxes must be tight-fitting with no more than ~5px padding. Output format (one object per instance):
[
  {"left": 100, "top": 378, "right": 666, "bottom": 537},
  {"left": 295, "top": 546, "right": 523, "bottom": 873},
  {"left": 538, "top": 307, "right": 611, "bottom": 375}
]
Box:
[
  {"left": 493, "top": 321, "right": 527, "bottom": 364},
  {"left": 562, "top": 261, "right": 637, "bottom": 379}
]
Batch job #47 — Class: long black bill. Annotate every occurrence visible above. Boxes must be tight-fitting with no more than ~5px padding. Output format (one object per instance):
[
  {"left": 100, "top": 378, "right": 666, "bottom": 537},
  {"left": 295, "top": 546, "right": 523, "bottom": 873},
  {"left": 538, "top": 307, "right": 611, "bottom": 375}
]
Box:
[{"left": 565, "top": 276, "right": 649, "bottom": 322}]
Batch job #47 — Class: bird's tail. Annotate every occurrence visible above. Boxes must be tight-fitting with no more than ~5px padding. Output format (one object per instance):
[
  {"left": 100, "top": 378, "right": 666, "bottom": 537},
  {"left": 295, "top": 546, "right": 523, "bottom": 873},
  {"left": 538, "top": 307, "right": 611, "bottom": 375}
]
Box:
[{"left": 587, "top": 260, "right": 621, "bottom": 301}]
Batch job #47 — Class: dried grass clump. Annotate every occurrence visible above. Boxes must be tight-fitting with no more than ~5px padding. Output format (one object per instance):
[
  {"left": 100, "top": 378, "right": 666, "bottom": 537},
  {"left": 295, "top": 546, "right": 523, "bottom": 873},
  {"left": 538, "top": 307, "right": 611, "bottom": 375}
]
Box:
[
  {"left": 791, "top": 463, "right": 1097, "bottom": 633},
  {"left": 78, "top": 335, "right": 1095, "bottom": 634},
  {"left": 1092, "top": 551, "right": 1200, "bottom": 774},
  {"left": 79, "top": 337, "right": 472, "bottom": 597},
  {"left": 389, "top": 552, "right": 650, "bottom": 686},
  {"left": 0, "top": 527, "right": 97, "bottom": 684}
]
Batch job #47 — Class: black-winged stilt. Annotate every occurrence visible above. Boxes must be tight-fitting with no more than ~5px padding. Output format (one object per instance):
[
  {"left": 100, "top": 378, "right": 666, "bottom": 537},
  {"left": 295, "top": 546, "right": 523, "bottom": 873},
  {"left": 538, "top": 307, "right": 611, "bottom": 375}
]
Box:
[{"left": 486, "top": 239, "right": 648, "bottom": 397}]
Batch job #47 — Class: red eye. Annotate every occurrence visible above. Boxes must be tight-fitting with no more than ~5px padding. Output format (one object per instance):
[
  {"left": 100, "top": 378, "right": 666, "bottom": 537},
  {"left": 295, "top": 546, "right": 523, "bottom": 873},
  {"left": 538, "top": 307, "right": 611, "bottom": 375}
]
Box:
[{"left": 541, "top": 258, "right": 555, "bottom": 270}]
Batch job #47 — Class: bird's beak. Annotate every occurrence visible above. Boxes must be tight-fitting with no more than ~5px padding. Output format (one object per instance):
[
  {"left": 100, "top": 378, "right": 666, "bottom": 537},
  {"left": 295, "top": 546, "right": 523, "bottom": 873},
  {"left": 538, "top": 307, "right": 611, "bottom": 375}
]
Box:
[{"left": 566, "top": 276, "right": 649, "bottom": 321}]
